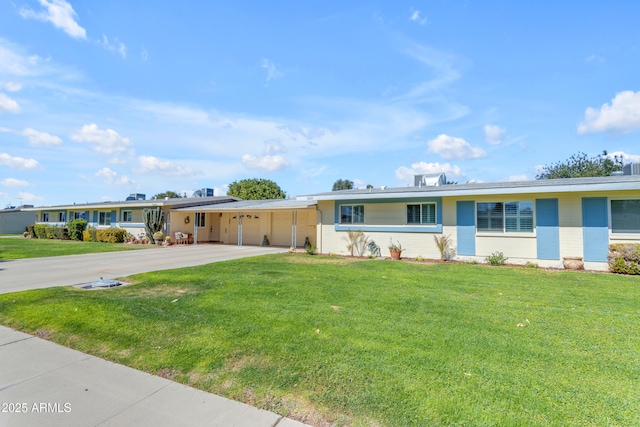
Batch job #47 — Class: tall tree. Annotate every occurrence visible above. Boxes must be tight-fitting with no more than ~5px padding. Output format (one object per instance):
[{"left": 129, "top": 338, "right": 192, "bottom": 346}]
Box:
[
  {"left": 332, "top": 179, "right": 354, "bottom": 191},
  {"left": 536, "top": 151, "right": 624, "bottom": 179},
  {"left": 227, "top": 178, "right": 286, "bottom": 200},
  {"left": 153, "top": 191, "right": 183, "bottom": 199}
]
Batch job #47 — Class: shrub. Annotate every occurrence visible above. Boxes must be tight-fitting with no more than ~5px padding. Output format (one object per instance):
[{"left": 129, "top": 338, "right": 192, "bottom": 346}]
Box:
[
  {"left": 83, "top": 228, "right": 97, "bottom": 242},
  {"left": 485, "top": 251, "right": 508, "bottom": 266},
  {"left": 33, "top": 224, "right": 50, "bottom": 239},
  {"left": 608, "top": 244, "right": 640, "bottom": 275},
  {"left": 343, "top": 230, "right": 370, "bottom": 257},
  {"left": 525, "top": 261, "right": 539, "bottom": 268},
  {"left": 52, "top": 227, "right": 69, "bottom": 240},
  {"left": 305, "top": 244, "right": 317, "bottom": 255},
  {"left": 434, "top": 234, "right": 454, "bottom": 261},
  {"left": 26, "top": 225, "right": 36, "bottom": 238},
  {"left": 96, "top": 228, "right": 128, "bottom": 243},
  {"left": 67, "top": 219, "right": 87, "bottom": 241}
]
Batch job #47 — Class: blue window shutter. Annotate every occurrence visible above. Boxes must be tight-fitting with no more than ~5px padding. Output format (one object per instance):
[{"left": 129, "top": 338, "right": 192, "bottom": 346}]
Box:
[
  {"left": 582, "top": 197, "right": 609, "bottom": 262},
  {"left": 92, "top": 211, "right": 98, "bottom": 223},
  {"left": 457, "top": 201, "right": 475, "bottom": 256},
  {"left": 536, "top": 199, "right": 560, "bottom": 260}
]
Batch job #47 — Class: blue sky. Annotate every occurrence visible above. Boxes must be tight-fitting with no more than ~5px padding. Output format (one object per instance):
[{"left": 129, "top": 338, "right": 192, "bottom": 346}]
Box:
[{"left": 2, "top": 1, "right": 640, "bottom": 207}]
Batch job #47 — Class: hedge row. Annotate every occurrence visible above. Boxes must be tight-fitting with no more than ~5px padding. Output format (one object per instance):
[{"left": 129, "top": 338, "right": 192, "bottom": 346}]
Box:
[
  {"left": 31, "top": 224, "right": 69, "bottom": 240},
  {"left": 82, "top": 227, "right": 128, "bottom": 243},
  {"left": 608, "top": 244, "right": 640, "bottom": 275}
]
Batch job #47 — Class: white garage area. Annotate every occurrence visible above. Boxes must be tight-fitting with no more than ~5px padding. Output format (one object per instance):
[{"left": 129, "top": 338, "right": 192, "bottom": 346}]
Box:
[{"left": 173, "top": 199, "right": 317, "bottom": 248}]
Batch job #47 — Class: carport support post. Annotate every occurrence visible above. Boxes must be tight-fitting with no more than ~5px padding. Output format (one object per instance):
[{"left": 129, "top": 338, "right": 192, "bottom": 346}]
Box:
[
  {"left": 237, "top": 213, "right": 243, "bottom": 247},
  {"left": 193, "top": 212, "right": 197, "bottom": 245},
  {"left": 291, "top": 211, "right": 297, "bottom": 249}
]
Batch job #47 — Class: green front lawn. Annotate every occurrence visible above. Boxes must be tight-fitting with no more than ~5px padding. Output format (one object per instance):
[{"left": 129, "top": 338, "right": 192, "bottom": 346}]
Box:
[
  {"left": 0, "top": 238, "right": 155, "bottom": 260},
  {"left": 1, "top": 255, "right": 638, "bottom": 426}
]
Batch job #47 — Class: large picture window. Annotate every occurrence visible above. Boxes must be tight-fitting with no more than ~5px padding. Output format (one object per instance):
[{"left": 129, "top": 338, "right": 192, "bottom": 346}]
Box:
[
  {"left": 477, "top": 201, "right": 533, "bottom": 232},
  {"left": 611, "top": 200, "right": 640, "bottom": 233},
  {"left": 98, "top": 212, "right": 111, "bottom": 226},
  {"left": 122, "top": 211, "right": 133, "bottom": 222},
  {"left": 407, "top": 203, "right": 436, "bottom": 225},
  {"left": 340, "top": 205, "right": 364, "bottom": 224}
]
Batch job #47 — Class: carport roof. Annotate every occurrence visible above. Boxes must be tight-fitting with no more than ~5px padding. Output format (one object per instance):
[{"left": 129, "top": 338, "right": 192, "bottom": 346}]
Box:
[{"left": 173, "top": 199, "right": 317, "bottom": 212}]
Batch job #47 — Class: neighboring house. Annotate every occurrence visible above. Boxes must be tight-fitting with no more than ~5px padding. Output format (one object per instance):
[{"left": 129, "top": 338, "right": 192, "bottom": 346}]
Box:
[
  {"left": 0, "top": 205, "right": 35, "bottom": 234},
  {"left": 25, "top": 194, "right": 239, "bottom": 241},
  {"left": 297, "top": 172, "right": 640, "bottom": 271}
]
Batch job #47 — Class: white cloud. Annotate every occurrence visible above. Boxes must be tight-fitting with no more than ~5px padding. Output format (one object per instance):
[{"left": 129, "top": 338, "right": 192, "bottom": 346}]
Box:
[
  {"left": 484, "top": 124, "right": 505, "bottom": 145},
  {"left": 95, "top": 167, "right": 133, "bottom": 185},
  {"left": 97, "top": 35, "right": 127, "bottom": 59},
  {"left": 22, "top": 128, "right": 63, "bottom": 146},
  {"left": 585, "top": 54, "right": 604, "bottom": 63},
  {"left": 138, "top": 155, "right": 194, "bottom": 176},
  {"left": 427, "top": 134, "right": 486, "bottom": 160},
  {"left": 409, "top": 9, "right": 427, "bottom": 25},
  {"left": 214, "top": 184, "right": 228, "bottom": 197},
  {"left": 395, "top": 161, "right": 464, "bottom": 185},
  {"left": 1, "top": 178, "right": 29, "bottom": 187},
  {"left": 578, "top": 91, "right": 640, "bottom": 134},
  {"left": 261, "top": 58, "right": 283, "bottom": 82},
  {"left": 606, "top": 151, "right": 640, "bottom": 164},
  {"left": 0, "top": 153, "right": 40, "bottom": 169},
  {"left": 508, "top": 174, "right": 529, "bottom": 182},
  {"left": 242, "top": 154, "right": 290, "bottom": 171},
  {"left": 19, "top": 0, "right": 87, "bottom": 40},
  {"left": 18, "top": 191, "right": 44, "bottom": 203},
  {"left": 3, "top": 82, "right": 22, "bottom": 92},
  {"left": 0, "top": 93, "right": 21, "bottom": 113},
  {"left": 71, "top": 124, "right": 133, "bottom": 156}
]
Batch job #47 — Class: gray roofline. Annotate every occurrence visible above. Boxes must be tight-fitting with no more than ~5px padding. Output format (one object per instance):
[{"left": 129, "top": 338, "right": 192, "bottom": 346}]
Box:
[
  {"left": 23, "top": 196, "right": 241, "bottom": 211},
  {"left": 173, "top": 200, "right": 317, "bottom": 212},
  {"left": 297, "top": 175, "right": 640, "bottom": 201}
]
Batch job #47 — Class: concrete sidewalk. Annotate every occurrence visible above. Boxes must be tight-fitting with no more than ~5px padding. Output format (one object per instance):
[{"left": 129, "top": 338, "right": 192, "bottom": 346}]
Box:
[
  {"left": 0, "top": 245, "right": 312, "bottom": 427},
  {"left": 0, "top": 327, "right": 308, "bottom": 427}
]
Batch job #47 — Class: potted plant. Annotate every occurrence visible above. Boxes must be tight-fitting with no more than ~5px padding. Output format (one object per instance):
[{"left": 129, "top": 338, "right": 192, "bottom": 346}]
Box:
[
  {"left": 153, "top": 231, "right": 164, "bottom": 245},
  {"left": 388, "top": 239, "right": 403, "bottom": 260}
]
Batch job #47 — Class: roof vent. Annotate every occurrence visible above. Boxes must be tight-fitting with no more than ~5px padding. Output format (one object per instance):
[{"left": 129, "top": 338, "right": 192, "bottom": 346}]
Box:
[
  {"left": 192, "top": 188, "right": 214, "bottom": 197},
  {"left": 126, "top": 193, "right": 146, "bottom": 201},
  {"left": 380, "top": 185, "right": 387, "bottom": 190},
  {"left": 414, "top": 173, "right": 446, "bottom": 187}
]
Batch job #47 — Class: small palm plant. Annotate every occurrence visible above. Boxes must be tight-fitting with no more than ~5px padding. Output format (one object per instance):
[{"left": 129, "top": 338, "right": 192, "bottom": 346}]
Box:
[{"left": 434, "top": 234, "right": 453, "bottom": 261}]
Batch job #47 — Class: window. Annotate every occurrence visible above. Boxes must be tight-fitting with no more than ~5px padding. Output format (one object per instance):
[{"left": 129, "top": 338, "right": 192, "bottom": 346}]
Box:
[
  {"left": 195, "top": 212, "right": 206, "bottom": 227},
  {"left": 58, "top": 212, "right": 65, "bottom": 222},
  {"left": 98, "top": 212, "right": 111, "bottom": 226},
  {"left": 477, "top": 201, "right": 533, "bottom": 232},
  {"left": 71, "top": 211, "right": 86, "bottom": 220},
  {"left": 42, "top": 213, "right": 49, "bottom": 222},
  {"left": 340, "top": 205, "right": 364, "bottom": 224},
  {"left": 611, "top": 200, "right": 640, "bottom": 233},
  {"left": 407, "top": 203, "right": 436, "bottom": 225},
  {"left": 122, "top": 211, "right": 132, "bottom": 222}
]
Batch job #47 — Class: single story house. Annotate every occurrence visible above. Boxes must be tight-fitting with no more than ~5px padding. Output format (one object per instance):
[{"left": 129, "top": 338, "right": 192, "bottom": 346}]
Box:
[
  {"left": 0, "top": 205, "right": 35, "bottom": 234},
  {"left": 24, "top": 194, "right": 240, "bottom": 242},
  {"left": 298, "top": 172, "right": 640, "bottom": 270},
  {"left": 27, "top": 170, "right": 640, "bottom": 271}
]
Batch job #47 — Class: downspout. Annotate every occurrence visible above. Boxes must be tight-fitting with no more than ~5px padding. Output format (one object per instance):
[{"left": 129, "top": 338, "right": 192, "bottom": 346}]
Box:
[{"left": 193, "top": 211, "right": 198, "bottom": 245}]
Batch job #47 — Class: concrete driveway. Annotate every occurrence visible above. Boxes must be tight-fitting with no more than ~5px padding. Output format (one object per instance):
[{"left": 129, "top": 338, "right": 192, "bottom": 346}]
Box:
[{"left": 0, "top": 244, "right": 287, "bottom": 295}]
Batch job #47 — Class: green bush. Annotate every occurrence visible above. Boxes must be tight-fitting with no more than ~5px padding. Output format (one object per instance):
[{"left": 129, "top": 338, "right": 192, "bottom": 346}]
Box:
[
  {"left": 305, "top": 244, "right": 317, "bottom": 255},
  {"left": 608, "top": 244, "right": 640, "bottom": 275},
  {"left": 485, "top": 251, "right": 508, "bottom": 266},
  {"left": 26, "top": 224, "right": 36, "bottom": 238},
  {"left": 96, "top": 228, "right": 127, "bottom": 243},
  {"left": 52, "top": 227, "right": 69, "bottom": 240},
  {"left": 66, "top": 219, "right": 87, "bottom": 241},
  {"left": 83, "top": 228, "right": 97, "bottom": 242},
  {"left": 33, "top": 224, "right": 49, "bottom": 239},
  {"left": 32, "top": 224, "right": 68, "bottom": 239}
]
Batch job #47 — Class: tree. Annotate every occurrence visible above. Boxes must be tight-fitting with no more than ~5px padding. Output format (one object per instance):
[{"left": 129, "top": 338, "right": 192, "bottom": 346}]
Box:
[
  {"left": 153, "top": 191, "right": 182, "bottom": 199},
  {"left": 536, "top": 151, "right": 624, "bottom": 180},
  {"left": 227, "top": 178, "right": 286, "bottom": 200},
  {"left": 332, "top": 179, "right": 354, "bottom": 191}
]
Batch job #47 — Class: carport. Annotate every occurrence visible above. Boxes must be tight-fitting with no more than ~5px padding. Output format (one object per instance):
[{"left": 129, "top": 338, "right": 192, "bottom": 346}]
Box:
[{"left": 172, "top": 199, "right": 317, "bottom": 248}]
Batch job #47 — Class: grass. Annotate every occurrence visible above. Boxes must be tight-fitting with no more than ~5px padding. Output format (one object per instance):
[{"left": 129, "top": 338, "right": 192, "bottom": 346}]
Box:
[
  {"left": 0, "top": 255, "right": 638, "bottom": 426},
  {"left": 0, "top": 238, "right": 155, "bottom": 260}
]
